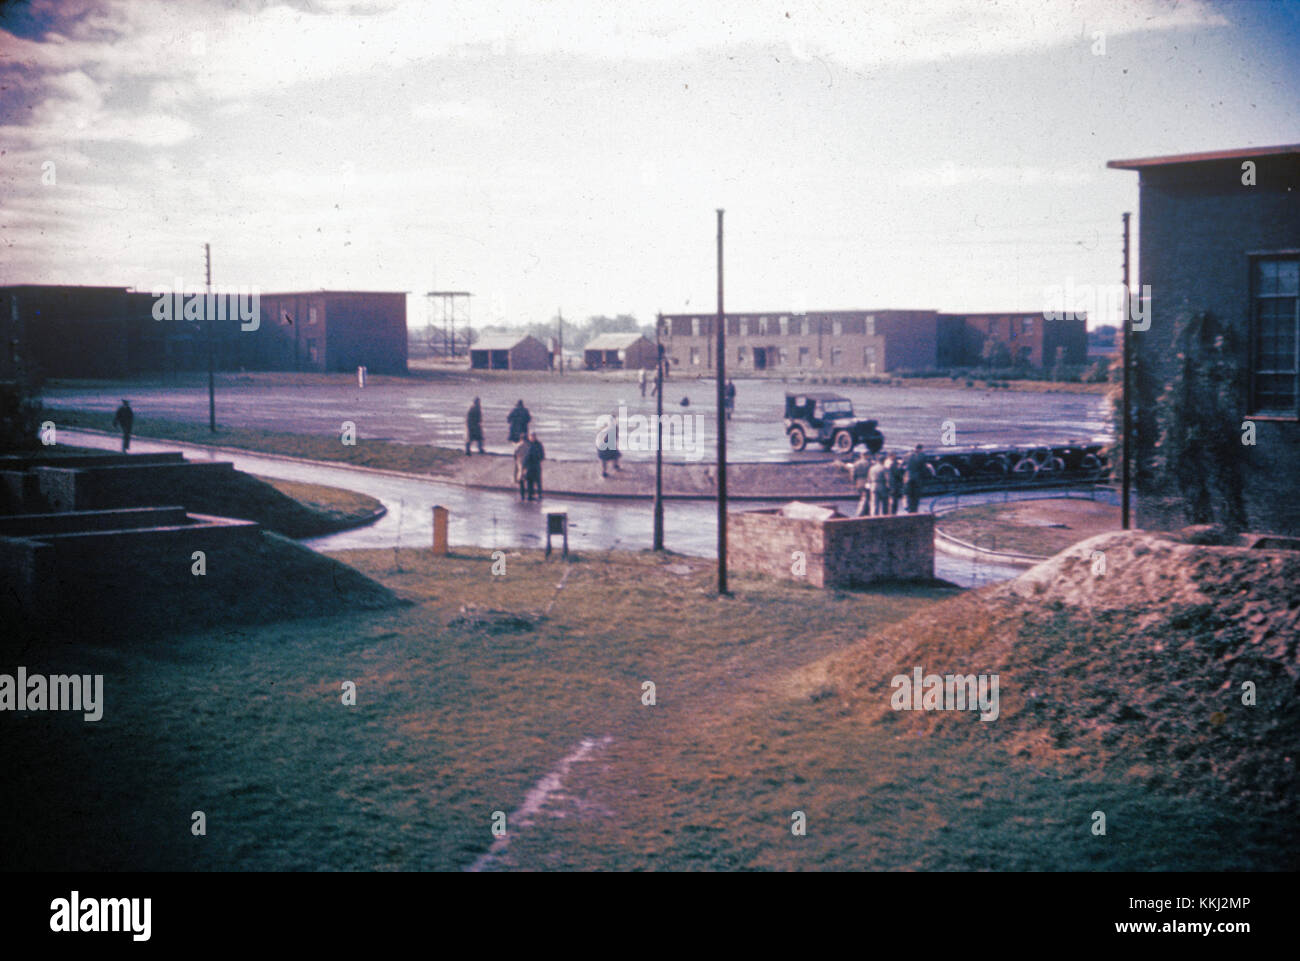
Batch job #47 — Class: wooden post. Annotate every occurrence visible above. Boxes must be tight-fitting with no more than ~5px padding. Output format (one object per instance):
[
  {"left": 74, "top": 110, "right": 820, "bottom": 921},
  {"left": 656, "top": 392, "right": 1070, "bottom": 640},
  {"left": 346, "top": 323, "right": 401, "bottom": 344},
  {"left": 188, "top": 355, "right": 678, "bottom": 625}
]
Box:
[{"left": 432, "top": 505, "right": 449, "bottom": 555}]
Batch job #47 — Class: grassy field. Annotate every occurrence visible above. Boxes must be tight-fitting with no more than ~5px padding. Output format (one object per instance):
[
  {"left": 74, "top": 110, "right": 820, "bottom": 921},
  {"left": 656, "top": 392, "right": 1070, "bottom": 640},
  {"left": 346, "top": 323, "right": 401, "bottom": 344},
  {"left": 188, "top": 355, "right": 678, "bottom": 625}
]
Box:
[
  {"left": 257, "top": 476, "right": 384, "bottom": 529},
  {"left": 7, "top": 544, "right": 1286, "bottom": 871},
  {"left": 937, "top": 498, "right": 1120, "bottom": 557},
  {"left": 44, "top": 406, "right": 463, "bottom": 475}
]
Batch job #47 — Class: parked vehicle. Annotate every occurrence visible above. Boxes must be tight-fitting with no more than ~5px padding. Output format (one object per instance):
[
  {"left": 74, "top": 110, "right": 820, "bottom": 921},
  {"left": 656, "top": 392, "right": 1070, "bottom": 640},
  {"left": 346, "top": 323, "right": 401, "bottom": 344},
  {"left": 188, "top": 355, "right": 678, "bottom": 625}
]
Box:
[{"left": 783, "top": 392, "right": 885, "bottom": 453}]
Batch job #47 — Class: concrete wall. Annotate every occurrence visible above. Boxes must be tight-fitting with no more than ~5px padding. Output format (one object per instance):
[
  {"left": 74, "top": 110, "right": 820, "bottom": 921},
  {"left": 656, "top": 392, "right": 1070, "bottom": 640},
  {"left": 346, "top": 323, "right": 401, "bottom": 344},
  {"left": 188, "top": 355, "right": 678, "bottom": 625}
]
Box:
[
  {"left": 1128, "top": 153, "right": 1300, "bottom": 535},
  {"left": 728, "top": 508, "right": 934, "bottom": 588}
]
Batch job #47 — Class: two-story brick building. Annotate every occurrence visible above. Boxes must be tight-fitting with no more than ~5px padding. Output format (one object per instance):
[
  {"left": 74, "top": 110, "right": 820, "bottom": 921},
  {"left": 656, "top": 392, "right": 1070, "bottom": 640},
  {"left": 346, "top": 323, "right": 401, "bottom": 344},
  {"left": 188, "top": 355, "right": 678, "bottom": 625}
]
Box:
[{"left": 659, "top": 308, "right": 1085, "bottom": 374}]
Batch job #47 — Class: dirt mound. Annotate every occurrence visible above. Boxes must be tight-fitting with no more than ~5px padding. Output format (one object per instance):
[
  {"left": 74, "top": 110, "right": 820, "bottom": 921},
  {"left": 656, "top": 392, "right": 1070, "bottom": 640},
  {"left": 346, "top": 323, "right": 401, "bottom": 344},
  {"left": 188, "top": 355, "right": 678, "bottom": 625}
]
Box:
[{"left": 797, "top": 530, "right": 1300, "bottom": 814}]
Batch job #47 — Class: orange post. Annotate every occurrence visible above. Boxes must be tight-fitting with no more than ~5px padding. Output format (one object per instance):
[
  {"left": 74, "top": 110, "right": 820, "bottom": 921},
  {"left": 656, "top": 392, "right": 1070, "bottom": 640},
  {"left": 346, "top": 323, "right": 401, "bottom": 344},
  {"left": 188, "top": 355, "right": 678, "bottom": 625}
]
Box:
[{"left": 432, "top": 505, "right": 449, "bottom": 555}]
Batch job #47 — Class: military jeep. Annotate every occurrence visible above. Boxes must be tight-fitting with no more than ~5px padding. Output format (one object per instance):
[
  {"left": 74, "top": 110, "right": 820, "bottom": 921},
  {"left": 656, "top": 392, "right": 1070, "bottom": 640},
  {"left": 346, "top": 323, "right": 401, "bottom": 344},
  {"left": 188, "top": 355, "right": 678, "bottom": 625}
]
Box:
[{"left": 783, "top": 392, "right": 885, "bottom": 453}]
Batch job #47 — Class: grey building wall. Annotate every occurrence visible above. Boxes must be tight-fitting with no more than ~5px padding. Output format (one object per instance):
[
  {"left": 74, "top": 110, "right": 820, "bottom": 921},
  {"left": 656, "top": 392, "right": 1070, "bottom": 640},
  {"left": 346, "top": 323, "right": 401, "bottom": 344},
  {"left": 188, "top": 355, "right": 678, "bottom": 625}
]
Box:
[{"left": 1128, "top": 152, "right": 1300, "bottom": 534}]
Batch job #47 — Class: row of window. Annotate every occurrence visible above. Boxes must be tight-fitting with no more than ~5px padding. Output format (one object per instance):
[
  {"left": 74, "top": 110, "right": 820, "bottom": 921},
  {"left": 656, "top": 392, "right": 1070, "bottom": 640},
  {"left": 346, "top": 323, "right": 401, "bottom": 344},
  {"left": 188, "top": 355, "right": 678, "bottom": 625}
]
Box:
[
  {"left": 681, "top": 345, "right": 881, "bottom": 370},
  {"left": 676, "top": 315, "right": 879, "bottom": 337}
]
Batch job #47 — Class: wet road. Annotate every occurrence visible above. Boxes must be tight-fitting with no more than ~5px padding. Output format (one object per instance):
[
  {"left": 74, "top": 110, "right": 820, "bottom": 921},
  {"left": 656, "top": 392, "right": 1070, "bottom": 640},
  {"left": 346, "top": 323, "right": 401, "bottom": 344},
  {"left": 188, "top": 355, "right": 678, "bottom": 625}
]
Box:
[
  {"left": 48, "top": 375, "right": 1110, "bottom": 464},
  {"left": 61, "top": 429, "right": 1032, "bottom": 588}
]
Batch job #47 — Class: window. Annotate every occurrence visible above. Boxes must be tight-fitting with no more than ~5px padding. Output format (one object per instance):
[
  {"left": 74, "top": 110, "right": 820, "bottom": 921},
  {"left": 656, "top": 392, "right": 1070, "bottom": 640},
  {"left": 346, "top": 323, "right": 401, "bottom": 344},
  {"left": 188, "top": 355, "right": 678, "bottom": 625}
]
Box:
[
  {"left": 691, "top": 317, "right": 701, "bottom": 337},
  {"left": 832, "top": 319, "right": 843, "bottom": 336},
  {"left": 737, "top": 346, "right": 747, "bottom": 363},
  {"left": 830, "top": 347, "right": 843, "bottom": 367},
  {"left": 865, "top": 315, "right": 875, "bottom": 337},
  {"left": 689, "top": 347, "right": 700, "bottom": 366},
  {"left": 1022, "top": 317, "right": 1033, "bottom": 334},
  {"left": 778, "top": 348, "right": 789, "bottom": 365},
  {"left": 758, "top": 316, "right": 770, "bottom": 335},
  {"left": 864, "top": 346, "right": 877, "bottom": 372},
  {"left": 308, "top": 306, "right": 319, "bottom": 326},
  {"left": 1253, "top": 258, "right": 1300, "bottom": 414},
  {"left": 778, "top": 316, "right": 789, "bottom": 335},
  {"left": 798, "top": 346, "right": 810, "bottom": 366},
  {"left": 306, "top": 339, "right": 318, "bottom": 363}
]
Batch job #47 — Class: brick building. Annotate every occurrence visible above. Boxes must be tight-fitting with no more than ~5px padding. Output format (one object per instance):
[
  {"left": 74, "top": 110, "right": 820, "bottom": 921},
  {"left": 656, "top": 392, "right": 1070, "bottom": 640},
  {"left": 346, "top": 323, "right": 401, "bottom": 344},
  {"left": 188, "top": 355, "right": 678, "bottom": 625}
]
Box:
[
  {"left": 0, "top": 285, "right": 408, "bottom": 378},
  {"left": 248, "top": 291, "right": 408, "bottom": 374},
  {"left": 659, "top": 308, "right": 1085, "bottom": 374},
  {"left": 660, "top": 309, "right": 941, "bottom": 374},
  {"left": 1108, "top": 143, "right": 1300, "bottom": 535},
  {"left": 951, "top": 312, "right": 1088, "bottom": 368}
]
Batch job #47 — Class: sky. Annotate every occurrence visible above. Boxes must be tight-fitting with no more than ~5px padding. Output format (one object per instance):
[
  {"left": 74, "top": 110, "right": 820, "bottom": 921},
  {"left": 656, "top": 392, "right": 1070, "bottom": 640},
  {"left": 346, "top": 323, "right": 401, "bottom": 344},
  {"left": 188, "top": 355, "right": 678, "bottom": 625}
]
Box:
[{"left": 1, "top": 0, "right": 1298, "bottom": 330}]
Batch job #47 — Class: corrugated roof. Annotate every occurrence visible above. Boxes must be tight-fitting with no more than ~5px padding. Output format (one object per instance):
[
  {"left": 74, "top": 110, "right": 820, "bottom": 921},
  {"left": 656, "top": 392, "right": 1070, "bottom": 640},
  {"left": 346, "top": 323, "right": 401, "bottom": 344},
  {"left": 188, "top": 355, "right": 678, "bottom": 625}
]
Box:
[
  {"left": 585, "top": 332, "right": 649, "bottom": 350},
  {"left": 471, "top": 334, "right": 535, "bottom": 351},
  {"left": 1107, "top": 144, "right": 1300, "bottom": 170}
]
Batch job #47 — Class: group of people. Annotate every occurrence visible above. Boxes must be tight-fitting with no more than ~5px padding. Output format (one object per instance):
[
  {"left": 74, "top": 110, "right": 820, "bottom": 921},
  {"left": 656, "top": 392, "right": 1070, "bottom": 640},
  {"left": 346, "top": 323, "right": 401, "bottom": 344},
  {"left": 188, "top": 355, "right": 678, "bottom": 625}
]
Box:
[
  {"left": 465, "top": 397, "right": 545, "bottom": 500},
  {"left": 841, "top": 443, "right": 929, "bottom": 516}
]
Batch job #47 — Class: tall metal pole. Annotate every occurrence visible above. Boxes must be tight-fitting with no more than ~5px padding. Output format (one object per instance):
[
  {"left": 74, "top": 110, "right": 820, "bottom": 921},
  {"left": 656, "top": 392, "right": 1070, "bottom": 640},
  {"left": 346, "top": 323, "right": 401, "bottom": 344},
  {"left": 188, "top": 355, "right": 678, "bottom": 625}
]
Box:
[
  {"left": 654, "top": 312, "right": 665, "bottom": 550},
  {"left": 1121, "top": 211, "right": 1131, "bottom": 529},
  {"left": 715, "top": 210, "right": 728, "bottom": 594},
  {"left": 557, "top": 308, "right": 564, "bottom": 375},
  {"left": 205, "top": 242, "right": 215, "bottom": 433}
]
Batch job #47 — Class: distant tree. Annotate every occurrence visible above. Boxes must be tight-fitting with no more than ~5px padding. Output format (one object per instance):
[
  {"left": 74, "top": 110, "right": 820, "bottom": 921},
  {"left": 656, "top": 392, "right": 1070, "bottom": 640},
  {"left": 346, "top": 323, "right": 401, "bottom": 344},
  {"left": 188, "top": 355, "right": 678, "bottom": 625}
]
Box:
[
  {"left": 1153, "top": 311, "right": 1248, "bottom": 532},
  {"left": 981, "top": 338, "right": 1011, "bottom": 369}
]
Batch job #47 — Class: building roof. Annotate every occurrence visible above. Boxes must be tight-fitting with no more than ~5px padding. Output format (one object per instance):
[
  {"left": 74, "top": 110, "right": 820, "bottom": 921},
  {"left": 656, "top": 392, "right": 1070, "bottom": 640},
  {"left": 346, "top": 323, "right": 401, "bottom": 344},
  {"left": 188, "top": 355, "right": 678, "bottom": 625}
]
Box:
[
  {"left": 1107, "top": 144, "right": 1300, "bottom": 170},
  {"left": 585, "top": 332, "right": 650, "bottom": 350},
  {"left": 471, "top": 334, "right": 538, "bottom": 351}
]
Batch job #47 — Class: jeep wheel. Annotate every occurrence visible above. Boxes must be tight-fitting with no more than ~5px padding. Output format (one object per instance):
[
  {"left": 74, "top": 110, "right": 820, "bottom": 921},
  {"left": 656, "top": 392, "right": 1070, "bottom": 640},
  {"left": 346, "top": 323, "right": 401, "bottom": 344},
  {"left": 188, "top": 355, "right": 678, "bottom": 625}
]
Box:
[
  {"left": 831, "top": 430, "right": 854, "bottom": 454},
  {"left": 788, "top": 427, "right": 807, "bottom": 451}
]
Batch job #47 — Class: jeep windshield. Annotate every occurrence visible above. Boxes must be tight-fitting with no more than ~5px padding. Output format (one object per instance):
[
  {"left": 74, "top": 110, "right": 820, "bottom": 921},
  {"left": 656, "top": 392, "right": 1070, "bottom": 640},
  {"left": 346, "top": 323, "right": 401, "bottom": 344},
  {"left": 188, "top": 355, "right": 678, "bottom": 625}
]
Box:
[{"left": 819, "top": 400, "right": 854, "bottom": 418}]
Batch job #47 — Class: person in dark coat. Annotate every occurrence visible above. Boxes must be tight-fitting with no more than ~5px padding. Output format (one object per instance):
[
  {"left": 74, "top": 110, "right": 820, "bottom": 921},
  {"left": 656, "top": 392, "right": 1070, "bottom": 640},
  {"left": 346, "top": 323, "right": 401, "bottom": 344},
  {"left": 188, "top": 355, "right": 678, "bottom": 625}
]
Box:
[
  {"left": 507, "top": 400, "right": 531, "bottom": 442},
  {"left": 904, "top": 443, "right": 928, "bottom": 513},
  {"left": 724, "top": 380, "right": 736, "bottom": 420},
  {"left": 112, "top": 399, "right": 134, "bottom": 452},
  {"left": 523, "top": 431, "right": 545, "bottom": 501},
  {"left": 465, "top": 397, "right": 485, "bottom": 455}
]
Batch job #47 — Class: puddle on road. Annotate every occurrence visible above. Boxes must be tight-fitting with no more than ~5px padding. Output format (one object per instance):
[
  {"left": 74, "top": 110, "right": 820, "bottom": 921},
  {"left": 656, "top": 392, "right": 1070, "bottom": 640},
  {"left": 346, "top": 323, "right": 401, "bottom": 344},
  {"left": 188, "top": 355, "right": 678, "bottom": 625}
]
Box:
[{"left": 466, "top": 734, "right": 614, "bottom": 872}]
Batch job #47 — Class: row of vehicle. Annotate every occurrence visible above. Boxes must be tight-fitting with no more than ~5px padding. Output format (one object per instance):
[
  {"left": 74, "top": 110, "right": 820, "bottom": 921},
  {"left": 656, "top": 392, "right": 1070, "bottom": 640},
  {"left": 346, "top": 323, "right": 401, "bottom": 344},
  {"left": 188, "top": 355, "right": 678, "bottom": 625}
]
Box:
[{"left": 782, "top": 391, "right": 1108, "bottom": 482}]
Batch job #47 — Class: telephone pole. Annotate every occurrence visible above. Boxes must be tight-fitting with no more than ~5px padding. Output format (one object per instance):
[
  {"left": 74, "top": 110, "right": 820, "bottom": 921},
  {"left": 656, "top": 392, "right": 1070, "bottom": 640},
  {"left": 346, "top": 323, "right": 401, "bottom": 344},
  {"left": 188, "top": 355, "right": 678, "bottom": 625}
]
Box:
[
  {"left": 205, "top": 242, "right": 215, "bottom": 433},
  {"left": 654, "top": 312, "right": 665, "bottom": 550},
  {"left": 1121, "top": 211, "right": 1131, "bottom": 529},
  {"left": 715, "top": 209, "right": 728, "bottom": 595},
  {"left": 557, "top": 308, "right": 564, "bottom": 375}
]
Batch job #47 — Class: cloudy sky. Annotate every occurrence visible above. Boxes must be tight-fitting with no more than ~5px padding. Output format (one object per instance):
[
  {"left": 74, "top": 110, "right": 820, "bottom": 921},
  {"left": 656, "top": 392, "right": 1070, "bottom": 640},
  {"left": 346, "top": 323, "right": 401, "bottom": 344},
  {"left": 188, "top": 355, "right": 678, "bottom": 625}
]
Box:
[{"left": 1, "top": 0, "right": 1298, "bottom": 329}]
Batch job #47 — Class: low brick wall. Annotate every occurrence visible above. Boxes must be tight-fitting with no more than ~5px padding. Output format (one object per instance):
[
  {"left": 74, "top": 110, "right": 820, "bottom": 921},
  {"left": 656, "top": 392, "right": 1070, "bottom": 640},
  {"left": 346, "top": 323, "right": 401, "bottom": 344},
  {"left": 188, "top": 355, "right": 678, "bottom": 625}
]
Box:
[
  {"left": 728, "top": 508, "right": 934, "bottom": 588},
  {"left": 33, "top": 461, "right": 236, "bottom": 512}
]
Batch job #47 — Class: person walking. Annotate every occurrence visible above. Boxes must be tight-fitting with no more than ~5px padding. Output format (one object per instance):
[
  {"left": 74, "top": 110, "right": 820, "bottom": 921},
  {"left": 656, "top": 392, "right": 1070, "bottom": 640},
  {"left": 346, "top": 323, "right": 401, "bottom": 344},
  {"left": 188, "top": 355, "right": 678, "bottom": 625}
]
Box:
[
  {"left": 513, "top": 434, "right": 530, "bottom": 500},
  {"left": 465, "top": 397, "right": 485, "bottom": 455},
  {"left": 724, "top": 380, "right": 736, "bottom": 420},
  {"left": 112, "top": 399, "right": 134, "bottom": 452},
  {"left": 639, "top": 367, "right": 648, "bottom": 397},
  {"left": 597, "top": 411, "right": 622, "bottom": 477},
  {"left": 523, "top": 431, "right": 545, "bottom": 501},
  {"left": 507, "top": 400, "right": 531, "bottom": 443},
  {"left": 887, "top": 451, "right": 906, "bottom": 514},
  {"left": 904, "top": 443, "right": 928, "bottom": 514}
]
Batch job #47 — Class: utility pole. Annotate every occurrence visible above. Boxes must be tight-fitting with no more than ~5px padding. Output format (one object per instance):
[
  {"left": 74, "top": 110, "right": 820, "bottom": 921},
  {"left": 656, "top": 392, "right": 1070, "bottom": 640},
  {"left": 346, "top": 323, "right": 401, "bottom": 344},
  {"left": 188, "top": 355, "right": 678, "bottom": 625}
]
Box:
[
  {"left": 715, "top": 209, "right": 728, "bottom": 595},
  {"left": 654, "top": 312, "right": 665, "bottom": 550},
  {"left": 1121, "top": 211, "right": 1131, "bottom": 530},
  {"left": 205, "top": 242, "right": 215, "bottom": 433},
  {"left": 557, "top": 308, "right": 564, "bottom": 375}
]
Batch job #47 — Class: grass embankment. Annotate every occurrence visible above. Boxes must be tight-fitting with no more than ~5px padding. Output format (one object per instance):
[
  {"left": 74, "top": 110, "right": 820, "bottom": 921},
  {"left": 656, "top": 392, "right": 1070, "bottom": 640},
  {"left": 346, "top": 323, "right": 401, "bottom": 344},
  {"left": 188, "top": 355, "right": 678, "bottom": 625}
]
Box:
[
  {"left": 9, "top": 542, "right": 1289, "bottom": 871},
  {"left": 256, "top": 476, "right": 384, "bottom": 531},
  {"left": 937, "top": 497, "right": 1120, "bottom": 557},
  {"left": 45, "top": 406, "right": 463, "bottom": 475}
]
